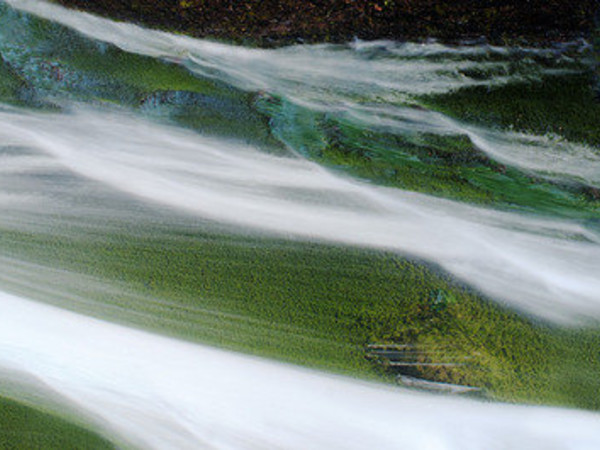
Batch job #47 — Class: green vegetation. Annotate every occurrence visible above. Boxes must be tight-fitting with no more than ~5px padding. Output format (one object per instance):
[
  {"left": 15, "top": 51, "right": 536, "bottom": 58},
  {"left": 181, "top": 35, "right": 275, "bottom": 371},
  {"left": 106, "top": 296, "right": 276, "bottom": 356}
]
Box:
[
  {"left": 0, "top": 57, "right": 19, "bottom": 99},
  {"left": 0, "top": 56, "right": 32, "bottom": 105},
  {"left": 0, "top": 396, "right": 114, "bottom": 449},
  {"left": 423, "top": 72, "right": 600, "bottom": 148},
  {"left": 0, "top": 5, "right": 281, "bottom": 146},
  {"left": 66, "top": 46, "right": 279, "bottom": 145},
  {"left": 259, "top": 97, "right": 600, "bottom": 217},
  {"left": 2, "top": 227, "right": 599, "bottom": 410}
]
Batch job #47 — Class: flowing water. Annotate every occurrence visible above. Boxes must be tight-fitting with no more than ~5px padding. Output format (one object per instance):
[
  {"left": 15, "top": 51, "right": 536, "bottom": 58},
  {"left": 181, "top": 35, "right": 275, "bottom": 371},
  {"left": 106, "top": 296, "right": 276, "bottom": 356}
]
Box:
[{"left": 0, "top": 0, "right": 599, "bottom": 448}]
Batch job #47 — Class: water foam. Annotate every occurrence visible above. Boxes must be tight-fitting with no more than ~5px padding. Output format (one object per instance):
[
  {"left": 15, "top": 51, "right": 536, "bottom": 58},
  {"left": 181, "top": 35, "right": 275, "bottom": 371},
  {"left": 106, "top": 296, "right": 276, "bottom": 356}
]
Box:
[{"left": 1, "top": 289, "right": 599, "bottom": 449}]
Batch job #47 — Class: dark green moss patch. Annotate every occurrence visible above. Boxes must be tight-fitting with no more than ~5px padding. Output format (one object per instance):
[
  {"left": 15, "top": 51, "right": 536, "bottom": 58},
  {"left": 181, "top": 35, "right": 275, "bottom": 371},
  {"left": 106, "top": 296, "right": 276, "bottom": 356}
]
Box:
[
  {"left": 423, "top": 72, "right": 600, "bottom": 148},
  {"left": 0, "top": 396, "right": 114, "bottom": 450},
  {"left": 0, "top": 55, "right": 38, "bottom": 105}
]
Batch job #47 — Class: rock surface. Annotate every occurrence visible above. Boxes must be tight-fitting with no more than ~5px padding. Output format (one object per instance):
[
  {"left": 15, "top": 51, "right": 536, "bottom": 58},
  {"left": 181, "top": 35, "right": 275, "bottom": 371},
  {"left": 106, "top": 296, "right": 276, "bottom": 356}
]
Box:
[{"left": 53, "top": 0, "right": 598, "bottom": 46}]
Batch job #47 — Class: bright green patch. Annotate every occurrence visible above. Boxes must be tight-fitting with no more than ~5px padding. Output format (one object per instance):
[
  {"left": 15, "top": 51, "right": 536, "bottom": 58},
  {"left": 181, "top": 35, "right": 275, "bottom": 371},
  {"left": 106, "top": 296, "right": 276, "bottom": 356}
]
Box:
[
  {"left": 259, "top": 97, "right": 600, "bottom": 218},
  {"left": 2, "top": 227, "right": 599, "bottom": 410}
]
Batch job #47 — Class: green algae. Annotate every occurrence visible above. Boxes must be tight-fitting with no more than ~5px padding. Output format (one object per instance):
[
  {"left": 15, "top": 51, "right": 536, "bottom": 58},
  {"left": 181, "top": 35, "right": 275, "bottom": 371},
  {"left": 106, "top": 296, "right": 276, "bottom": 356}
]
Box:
[{"left": 0, "top": 396, "right": 115, "bottom": 450}]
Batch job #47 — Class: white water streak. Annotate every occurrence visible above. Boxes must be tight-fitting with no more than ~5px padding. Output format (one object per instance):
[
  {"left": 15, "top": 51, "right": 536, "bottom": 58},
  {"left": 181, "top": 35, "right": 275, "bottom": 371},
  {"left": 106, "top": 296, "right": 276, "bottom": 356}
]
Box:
[
  {"left": 1, "top": 290, "right": 599, "bottom": 449},
  {"left": 348, "top": 105, "right": 600, "bottom": 187},
  {"left": 6, "top": 0, "right": 600, "bottom": 186},
  {"left": 5, "top": 0, "right": 520, "bottom": 96},
  {"left": 0, "top": 104, "right": 599, "bottom": 322}
]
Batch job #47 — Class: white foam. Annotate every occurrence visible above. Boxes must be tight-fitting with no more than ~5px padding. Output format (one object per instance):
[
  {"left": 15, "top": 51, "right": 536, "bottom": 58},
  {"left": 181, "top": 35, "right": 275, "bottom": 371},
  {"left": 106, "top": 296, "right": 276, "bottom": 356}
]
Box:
[
  {"left": 6, "top": 0, "right": 582, "bottom": 102},
  {"left": 1, "top": 290, "right": 599, "bottom": 449}
]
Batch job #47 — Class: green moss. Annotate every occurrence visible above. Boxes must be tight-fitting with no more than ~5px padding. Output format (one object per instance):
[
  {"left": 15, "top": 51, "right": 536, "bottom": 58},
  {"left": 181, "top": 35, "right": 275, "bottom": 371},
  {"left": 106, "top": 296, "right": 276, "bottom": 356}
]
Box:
[
  {"left": 422, "top": 73, "right": 600, "bottom": 148},
  {"left": 65, "top": 45, "right": 223, "bottom": 96},
  {"left": 0, "top": 396, "right": 115, "bottom": 449},
  {"left": 2, "top": 227, "right": 599, "bottom": 410},
  {"left": 0, "top": 58, "right": 19, "bottom": 97},
  {"left": 0, "top": 56, "right": 31, "bottom": 105},
  {"left": 259, "top": 97, "right": 600, "bottom": 218},
  {"left": 1, "top": 7, "right": 281, "bottom": 146},
  {"left": 4, "top": 6, "right": 598, "bottom": 213}
]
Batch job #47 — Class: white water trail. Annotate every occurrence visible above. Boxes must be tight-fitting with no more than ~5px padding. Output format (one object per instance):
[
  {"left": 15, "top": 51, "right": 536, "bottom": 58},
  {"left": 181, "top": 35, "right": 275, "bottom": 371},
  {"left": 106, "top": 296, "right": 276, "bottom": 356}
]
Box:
[
  {"left": 6, "top": 0, "right": 600, "bottom": 188},
  {"left": 4, "top": 0, "right": 526, "bottom": 97},
  {"left": 1, "top": 289, "right": 599, "bottom": 449},
  {"left": 0, "top": 103, "right": 599, "bottom": 322},
  {"left": 347, "top": 105, "right": 600, "bottom": 188}
]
